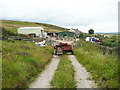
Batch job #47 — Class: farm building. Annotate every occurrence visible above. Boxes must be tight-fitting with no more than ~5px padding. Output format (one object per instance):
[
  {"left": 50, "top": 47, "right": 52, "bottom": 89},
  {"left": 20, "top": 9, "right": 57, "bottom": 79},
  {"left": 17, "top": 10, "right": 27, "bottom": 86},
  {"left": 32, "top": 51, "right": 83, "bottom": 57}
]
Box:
[
  {"left": 18, "top": 27, "right": 44, "bottom": 37},
  {"left": 69, "top": 28, "right": 82, "bottom": 37},
  {"left": 58, "top": 31, "right": 76, "bottom": 37},
  {"left": 47, "top": 33, "right": 58, "bottom": 37}
]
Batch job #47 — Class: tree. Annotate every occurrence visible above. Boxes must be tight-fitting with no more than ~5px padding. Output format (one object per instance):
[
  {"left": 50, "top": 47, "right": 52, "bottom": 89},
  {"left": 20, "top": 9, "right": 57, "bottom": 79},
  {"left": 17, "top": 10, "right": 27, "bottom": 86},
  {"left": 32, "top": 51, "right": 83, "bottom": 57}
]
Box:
[{"left": 88, "top": 29, "right": 94, "bottom": 34}]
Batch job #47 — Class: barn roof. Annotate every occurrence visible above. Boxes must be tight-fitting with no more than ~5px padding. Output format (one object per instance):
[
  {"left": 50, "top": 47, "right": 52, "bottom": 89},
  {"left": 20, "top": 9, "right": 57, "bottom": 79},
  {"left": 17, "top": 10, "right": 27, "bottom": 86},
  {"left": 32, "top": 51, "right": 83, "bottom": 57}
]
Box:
[
  {"left": 58, "top": 31, "right": 75, "bottom": 34},
  {"left": 18, "top": 27, "right": 43, "bottom": 30},
  {"left": 58, "top": 31, "right": 76, "bottom": 37}
]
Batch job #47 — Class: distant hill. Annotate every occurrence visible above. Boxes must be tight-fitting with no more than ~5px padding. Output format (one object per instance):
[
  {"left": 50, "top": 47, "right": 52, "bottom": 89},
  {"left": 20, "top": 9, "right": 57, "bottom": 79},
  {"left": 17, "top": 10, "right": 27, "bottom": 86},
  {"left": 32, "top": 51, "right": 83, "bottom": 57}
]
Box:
[
  {"left": 95, "top": 32, "right": 119, "bottom": 34},
  {"left": 0, "top": 20, "right": 69, "bottom": 33}
]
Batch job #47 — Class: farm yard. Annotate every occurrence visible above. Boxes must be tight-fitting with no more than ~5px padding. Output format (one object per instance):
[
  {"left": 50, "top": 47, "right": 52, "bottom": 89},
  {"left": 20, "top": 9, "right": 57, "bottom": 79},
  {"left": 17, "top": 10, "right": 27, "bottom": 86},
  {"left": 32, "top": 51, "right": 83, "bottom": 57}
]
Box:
[{"left": 1, "top": 20, "right": 119, "bottom": 89}]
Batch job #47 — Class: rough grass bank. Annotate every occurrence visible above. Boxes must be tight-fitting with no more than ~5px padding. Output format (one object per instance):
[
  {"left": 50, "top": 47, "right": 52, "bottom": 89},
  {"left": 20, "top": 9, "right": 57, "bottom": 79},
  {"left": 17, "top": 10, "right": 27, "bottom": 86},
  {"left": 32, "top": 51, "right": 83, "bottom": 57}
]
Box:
[
  {"left": 74, "top": 40, "right": 118, "bottom": 88},
  {"left": 51, "top": 55, "right": 76, "bottom": 88},
  {"left": 1, "top": 20, "right": 69, "bottom": 33},
  {"left": 2, "top": 40, "right": 53, "bottom": 88}
]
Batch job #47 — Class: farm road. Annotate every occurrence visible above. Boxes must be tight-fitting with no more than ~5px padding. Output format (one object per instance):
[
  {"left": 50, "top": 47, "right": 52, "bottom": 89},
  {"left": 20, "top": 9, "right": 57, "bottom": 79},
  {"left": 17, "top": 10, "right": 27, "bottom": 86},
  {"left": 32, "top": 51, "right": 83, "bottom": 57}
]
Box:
[
  {"left": 68, "top": 55, "right": 97, "bottom": 88},
  {"left": 29, "top": 55, "right": 60, "bottom": 88},
  {"left": 29, "top": 36, "right": 97, "bottom": 88},
  {"left": 29, "top": 54, "right": 97, "bottom": 88}
]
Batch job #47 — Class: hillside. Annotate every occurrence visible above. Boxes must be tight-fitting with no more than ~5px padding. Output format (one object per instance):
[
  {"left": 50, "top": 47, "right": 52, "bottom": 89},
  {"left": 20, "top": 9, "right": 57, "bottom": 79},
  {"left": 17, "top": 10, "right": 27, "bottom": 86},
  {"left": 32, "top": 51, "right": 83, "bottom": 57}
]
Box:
[
  {"left": 0, "top": 20, "right": 69, "bottom": 33},
  {"left": 1, "top": 20, "right": 57, "bottom": 88},
  {"left": 2, "top": 40, "right": 53, "bottom": 88}
]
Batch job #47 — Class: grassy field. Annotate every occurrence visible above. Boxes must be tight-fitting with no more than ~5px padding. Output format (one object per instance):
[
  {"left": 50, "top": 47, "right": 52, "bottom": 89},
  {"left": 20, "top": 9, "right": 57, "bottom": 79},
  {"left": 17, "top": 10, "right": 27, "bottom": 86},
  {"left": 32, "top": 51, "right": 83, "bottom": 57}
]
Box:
[
  {"left": 80, "top": 33, "right": 119, "bottom": 47},
  {"left": 1, "top": 20, "right": 69, "bottom": 33},
  {"left": 51, "top": 55, "right": 76, "bottom": 88},
  {"left": 96, "top": 34, "right": 119, "bottom": 47},
  {"left": 74, "top": 40, "right": 118, "bottom": 88},
  {"left": 2, "top": 40, "right": 53, "bottom": 88}
]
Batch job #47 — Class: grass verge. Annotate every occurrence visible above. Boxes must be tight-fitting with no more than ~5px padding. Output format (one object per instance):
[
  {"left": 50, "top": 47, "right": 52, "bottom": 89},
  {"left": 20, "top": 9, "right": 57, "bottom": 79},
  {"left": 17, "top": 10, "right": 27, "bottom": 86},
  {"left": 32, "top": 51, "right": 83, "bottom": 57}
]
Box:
[
  {"left": 51, "top": 55, "right": 76, "bottom": 88},
  {"left": 74, "top": 40, "right": 118, "bottom": 88},
  {"left": 2, "top": 40, "right": 53, "bottom": 88}
]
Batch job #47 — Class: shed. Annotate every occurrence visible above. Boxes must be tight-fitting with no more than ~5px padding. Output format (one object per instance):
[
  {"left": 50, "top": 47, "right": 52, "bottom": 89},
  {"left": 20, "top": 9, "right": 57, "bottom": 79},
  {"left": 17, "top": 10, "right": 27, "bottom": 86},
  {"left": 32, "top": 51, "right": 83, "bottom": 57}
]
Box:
[
  {"left": 58, "top": 31, "right": 76, "bottom": 37},
  {"left": 47, "top": 33, "right": 58, "bottom": 37},
  {"left": 18, "top": 27, "right": 44, "bottom": 37}
]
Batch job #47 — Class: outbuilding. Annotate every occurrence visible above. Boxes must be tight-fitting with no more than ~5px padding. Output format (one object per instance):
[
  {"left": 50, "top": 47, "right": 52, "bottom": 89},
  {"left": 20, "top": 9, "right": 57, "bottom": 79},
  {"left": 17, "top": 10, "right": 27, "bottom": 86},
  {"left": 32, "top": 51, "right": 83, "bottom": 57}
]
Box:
[
  {"left": 47, "top": 33, "right": 58, "bottom": 37},
  {"left": 58, "top": 31, "right": 76, "bottom": 37},
  {"left": 69, "top": 28, "right": 82, "bottom": 37},
  {"left": 18, "top": 27, "right": 44, "bottom": 37}
]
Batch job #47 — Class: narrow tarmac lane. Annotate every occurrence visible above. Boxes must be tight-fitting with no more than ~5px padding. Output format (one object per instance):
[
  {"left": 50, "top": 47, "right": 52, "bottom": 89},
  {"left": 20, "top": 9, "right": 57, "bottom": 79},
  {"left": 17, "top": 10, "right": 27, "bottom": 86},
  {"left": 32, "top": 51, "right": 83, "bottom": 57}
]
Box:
[
  {"left": 29, "top": 55, "right": 60, "bottom": 88},
  {"left": 68, "top": 55, "right": 97, "bottom": 88}
]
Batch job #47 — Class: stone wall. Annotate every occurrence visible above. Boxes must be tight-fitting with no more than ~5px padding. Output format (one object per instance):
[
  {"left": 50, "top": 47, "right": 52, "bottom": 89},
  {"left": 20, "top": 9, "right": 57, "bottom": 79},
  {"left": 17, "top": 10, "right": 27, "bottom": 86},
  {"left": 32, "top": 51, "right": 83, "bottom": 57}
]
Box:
[{"left": 99, "top": 45, "right": 120, "bottom": 55}]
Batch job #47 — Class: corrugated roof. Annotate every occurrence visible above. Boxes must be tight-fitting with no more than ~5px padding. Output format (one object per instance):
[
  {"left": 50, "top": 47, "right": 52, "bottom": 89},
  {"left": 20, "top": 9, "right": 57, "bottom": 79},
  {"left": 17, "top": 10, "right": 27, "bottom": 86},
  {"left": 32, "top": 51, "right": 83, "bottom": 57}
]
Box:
[{"left": 18, "top": 27, "right": 43, "bottom": 30}]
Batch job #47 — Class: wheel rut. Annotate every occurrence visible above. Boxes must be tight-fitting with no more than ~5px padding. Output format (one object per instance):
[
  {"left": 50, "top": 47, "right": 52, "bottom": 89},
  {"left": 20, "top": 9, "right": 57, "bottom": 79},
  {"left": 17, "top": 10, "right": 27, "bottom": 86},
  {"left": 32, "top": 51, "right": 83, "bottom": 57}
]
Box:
[
  {"left": 29, "top": 55, "right": 60, "bottom": 88},
  {"left": 29, "top": 54, "right": 97, "bottom": 88},
  {"left": 68, "top": 55, "right": 97, "bottom": 88}
]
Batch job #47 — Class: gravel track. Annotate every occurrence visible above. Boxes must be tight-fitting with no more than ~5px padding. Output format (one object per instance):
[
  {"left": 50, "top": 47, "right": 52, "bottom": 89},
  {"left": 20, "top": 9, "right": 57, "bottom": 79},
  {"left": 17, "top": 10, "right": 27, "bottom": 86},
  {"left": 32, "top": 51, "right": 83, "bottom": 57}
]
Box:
[
  {"left": 29, "top": 53, "right": 97, "bottom": 88},
  {"left": 29, "top": 55, "right": 60, "bottom": 88},
  {"left": 68, "top": 55, "right": 97, "bottom": 88}
]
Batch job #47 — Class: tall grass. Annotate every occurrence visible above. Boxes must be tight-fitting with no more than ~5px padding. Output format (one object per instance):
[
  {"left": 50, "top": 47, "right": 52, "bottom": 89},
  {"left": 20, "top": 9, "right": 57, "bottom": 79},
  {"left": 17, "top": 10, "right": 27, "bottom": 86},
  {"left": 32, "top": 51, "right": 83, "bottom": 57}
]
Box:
[
  {"left": 2, "top": 40, "right": 53, "bottom": 88},
  {"left": 74, "top": 40, "right": 118, "bottom": 88},
  {"left": 0, "top": 40, "right": 2, "bottom": 89},
  {"left": 51, "top": 55, "right": 76, "bottom": 88}
]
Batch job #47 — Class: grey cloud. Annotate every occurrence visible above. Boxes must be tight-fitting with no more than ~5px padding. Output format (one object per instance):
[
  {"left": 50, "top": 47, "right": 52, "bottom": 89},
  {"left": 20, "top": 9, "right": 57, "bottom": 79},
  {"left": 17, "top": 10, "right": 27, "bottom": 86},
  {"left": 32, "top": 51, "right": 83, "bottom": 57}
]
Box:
[{"left": 1, "top": 0, "right": 119, "bottom": 32}]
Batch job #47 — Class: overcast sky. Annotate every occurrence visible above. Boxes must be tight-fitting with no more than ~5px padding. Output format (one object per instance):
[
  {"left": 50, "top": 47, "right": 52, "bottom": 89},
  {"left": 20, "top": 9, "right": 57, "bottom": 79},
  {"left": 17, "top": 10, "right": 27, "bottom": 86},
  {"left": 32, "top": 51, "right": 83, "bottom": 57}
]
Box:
[{"left": 1, "top": 0, "right": 119, "bottom": 33}]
